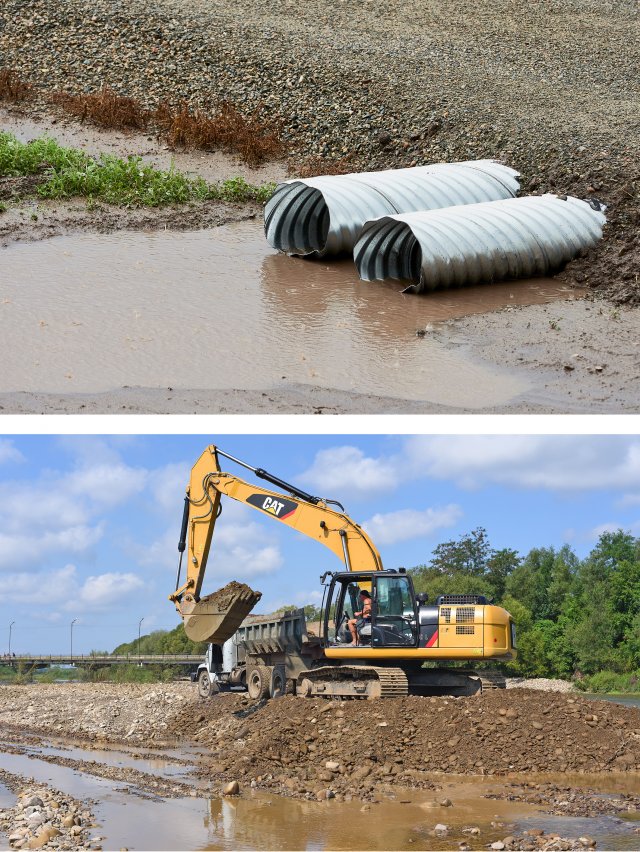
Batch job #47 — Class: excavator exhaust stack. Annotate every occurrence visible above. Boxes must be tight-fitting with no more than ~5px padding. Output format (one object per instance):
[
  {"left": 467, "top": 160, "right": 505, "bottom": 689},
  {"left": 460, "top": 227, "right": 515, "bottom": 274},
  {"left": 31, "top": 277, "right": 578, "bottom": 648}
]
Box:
[{"left": 181, "top": 582, "right": 262, "bottom": 644}]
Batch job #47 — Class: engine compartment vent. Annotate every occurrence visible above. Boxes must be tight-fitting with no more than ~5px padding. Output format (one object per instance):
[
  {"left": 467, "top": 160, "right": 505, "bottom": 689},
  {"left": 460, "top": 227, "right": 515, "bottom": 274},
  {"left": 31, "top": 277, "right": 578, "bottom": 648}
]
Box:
[
  {"left": 455, "top": 607, "right": 475, "bottom": 623},
  {"left": 437, "top": 594, "right": 488, "bottom": 605}
]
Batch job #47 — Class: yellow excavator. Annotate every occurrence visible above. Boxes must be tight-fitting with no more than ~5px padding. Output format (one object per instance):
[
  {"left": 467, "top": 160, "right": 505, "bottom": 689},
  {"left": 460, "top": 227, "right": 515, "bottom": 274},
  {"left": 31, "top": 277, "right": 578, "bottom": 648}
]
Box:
[{"left": 170, "top": 445, "right": 516, "bottom": 699}]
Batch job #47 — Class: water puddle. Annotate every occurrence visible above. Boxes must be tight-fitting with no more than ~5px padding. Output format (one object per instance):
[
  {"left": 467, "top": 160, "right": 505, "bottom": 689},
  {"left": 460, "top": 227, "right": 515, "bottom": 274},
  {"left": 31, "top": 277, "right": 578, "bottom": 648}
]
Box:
[
  {"left": 582, "top": 694, "right": 640, "bottom": 710},
  {"left": 0, "top": 739, "right": 194, "bottom": 781},
  {"left": 0, "top": 221, "right": 583, "bottom": 408},
  {"left": 0, "top": 739, "right": 638, "bottom": 850}
]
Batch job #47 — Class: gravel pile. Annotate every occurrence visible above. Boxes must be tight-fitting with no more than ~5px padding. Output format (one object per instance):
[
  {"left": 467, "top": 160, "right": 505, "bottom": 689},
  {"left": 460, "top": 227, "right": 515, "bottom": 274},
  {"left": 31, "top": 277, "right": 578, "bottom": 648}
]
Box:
[
  {"left": 172, "top": 689, "right": 640, "bottom": 801},
  {"left": 506, "top": 679, "right": 576, "bottom": 693},
  {"left": 0, "top": 683, "right": 193, "bottom": 744},
  {"left": 0, "top": 770, "right": 99, "bottom": 850},
  {"left": 486, "top": 780, "right": 640, "bottom": 819},
  {"left": 437, "top": 825, "right": 598, "bottom": 852},
  {"left": 1, "top": 0, "right": 638, "bottom": 302}
]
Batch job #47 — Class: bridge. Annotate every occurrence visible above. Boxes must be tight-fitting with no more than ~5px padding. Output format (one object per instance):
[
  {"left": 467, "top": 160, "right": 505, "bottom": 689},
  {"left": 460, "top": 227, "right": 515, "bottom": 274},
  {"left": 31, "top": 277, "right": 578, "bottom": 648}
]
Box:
[{"left": 3, "top": 654, "right": 202, "bottom": 667}]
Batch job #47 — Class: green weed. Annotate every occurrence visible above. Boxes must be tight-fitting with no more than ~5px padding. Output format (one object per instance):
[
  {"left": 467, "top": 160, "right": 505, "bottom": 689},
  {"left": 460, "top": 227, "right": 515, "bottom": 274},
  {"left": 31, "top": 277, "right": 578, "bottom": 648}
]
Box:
[
  {"left": 575, "top": 670, "right": 640, "bottom": 694},
  {"left": 0, "top": 132, "right": 275, "bottom": 208}
]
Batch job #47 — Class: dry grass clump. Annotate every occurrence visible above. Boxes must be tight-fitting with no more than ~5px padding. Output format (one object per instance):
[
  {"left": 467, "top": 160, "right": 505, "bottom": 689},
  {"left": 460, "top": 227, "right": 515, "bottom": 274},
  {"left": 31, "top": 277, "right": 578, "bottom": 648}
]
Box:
[
  {"left": 0, "top": 68, "right": 33, "bottom": 102},
  {"left": 293, "top": 155, "right": 355, "bottom": 178},
  {"left": 50, "top": 85, "right": 148, "bottom": 131},
  {"left": 0, "top": 71, "right": 283, "bottom": 167},
  {"left": 154, "top": 100, "right": 283, "bottom": 166}
]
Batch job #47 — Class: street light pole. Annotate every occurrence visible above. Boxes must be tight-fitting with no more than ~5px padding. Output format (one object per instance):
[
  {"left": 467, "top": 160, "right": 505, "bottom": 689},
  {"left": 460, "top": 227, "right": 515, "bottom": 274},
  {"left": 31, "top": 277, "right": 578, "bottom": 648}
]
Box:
[
  {"left": 9, "top": 621, "right": 15, "bottom": 656},
  {"left": 70, "top": 618, "right": 78, "bottom": 660},
  {"left": 138, "top": 618, "right": 144, "bottom": 660}
]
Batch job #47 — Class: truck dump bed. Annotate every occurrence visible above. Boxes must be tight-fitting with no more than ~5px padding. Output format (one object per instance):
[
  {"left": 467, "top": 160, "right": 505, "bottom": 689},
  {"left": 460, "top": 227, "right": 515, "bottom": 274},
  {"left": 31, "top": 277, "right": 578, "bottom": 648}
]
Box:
[{"left": 236, "top": 608, "right": 321, "bottom": 656}]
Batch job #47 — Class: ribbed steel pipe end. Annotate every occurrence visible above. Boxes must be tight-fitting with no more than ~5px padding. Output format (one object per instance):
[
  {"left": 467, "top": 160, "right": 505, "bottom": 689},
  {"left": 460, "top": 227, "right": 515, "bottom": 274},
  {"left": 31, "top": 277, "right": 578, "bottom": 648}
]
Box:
[
  {"left": 354, "top": 217, "right": 422, "bottom": 283},
  {"left": 354, "top": 195, "right": 606, "bottom": 295},
  {"left": 264, "top": 182, "right": 330, "bottom": 256},
  {"left": 265, "top": 160, "right": 521, "bottom": 259}
]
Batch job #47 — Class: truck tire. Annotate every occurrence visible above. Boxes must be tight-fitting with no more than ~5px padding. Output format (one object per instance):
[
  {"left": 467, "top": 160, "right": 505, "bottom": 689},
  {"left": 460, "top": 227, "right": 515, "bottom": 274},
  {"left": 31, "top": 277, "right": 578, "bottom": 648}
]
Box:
[
  {"left": 198, "top": 670, "right": 217, "bottom": 699},
  {"left": 247, "top": 666, "right": 271, "bottom": 701},
  {"left": 270, "top": 667, "right": 286, "bottom": 699}
]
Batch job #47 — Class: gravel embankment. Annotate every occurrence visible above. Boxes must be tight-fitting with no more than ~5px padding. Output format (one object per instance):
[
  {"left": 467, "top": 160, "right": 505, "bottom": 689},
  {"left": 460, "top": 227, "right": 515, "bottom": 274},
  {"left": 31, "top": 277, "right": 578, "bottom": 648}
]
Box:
[
  {"left": 1, "top": 0, "right": 638, "bottom": 302},
  {"left": 0, "top": 770, "right": 98, "bottom": 850},
  {"left": 180, "top": 690, "right": 640, "bottom": 801},
  {"left": 507, "top": 679, "right": 576, "bottom": 693},
  {"left": 0, "top": 683, "right": 194, "bottom": 744},
  {"left": 1, "top": 683, "right": 640, "bottom": 809}
]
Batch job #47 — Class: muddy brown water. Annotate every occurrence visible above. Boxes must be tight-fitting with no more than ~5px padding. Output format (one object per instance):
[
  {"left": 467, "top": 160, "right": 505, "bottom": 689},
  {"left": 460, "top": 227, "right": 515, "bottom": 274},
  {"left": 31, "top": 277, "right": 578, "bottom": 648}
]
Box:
[
  {"left": 0, "top": 221, "right": 583, "bottom": 407},
  {"left": 0, "top": 737, "right": 639, "bottom": 850}
]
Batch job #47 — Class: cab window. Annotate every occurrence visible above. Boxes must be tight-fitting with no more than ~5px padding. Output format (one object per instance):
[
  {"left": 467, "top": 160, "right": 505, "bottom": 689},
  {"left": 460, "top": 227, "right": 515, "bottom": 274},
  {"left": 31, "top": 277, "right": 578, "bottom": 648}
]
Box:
[{"left": 373, "top": 575, "right": 417, "bottom": 646}]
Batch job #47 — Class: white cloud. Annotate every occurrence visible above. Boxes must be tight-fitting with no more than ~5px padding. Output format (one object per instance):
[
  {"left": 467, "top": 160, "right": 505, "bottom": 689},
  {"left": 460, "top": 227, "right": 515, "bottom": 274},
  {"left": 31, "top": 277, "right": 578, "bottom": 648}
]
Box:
[
  {"left": 587, "top": 522, "right": 625, "bottom": 540},
  {"left": 148, "top": 462, "right": 189, "bottom": 515},
  {"left": 299, "top": 446, "right": 397, "bottom": 498},
  {"left": 0, "top": 445, "right": 146, "bottom": 572},
  {"left": 403, "top": 436, "right": 640, "bottom": 492},
  {"left": 616, "top": 493, "right": 640, "bottom": 508},
  {"left": 65, "top": 463, "right": 146, "bottom": 508},
  {"left": 205, "top": 505, "right": 284, "bottom": 579},
  {"left": 0, "top": 524, "right": 104, "bottom": 571},
  {"left": 0, "top": 564, "right": 144, "bottom": 611},
  {"left": 363, "top": 504, "right": 462, "bottom": 546},
  {"left": 0, "top": 565, "right": 78, "bottom": 605},
  {"left": 0, "top": 440, "right": 24, "bottom": 465},
  {"left": 75, "top": 572, "right": 143, "bottom": 608},
  {"left": 137, "top": 499, "right": 284, "bottom": 586}
]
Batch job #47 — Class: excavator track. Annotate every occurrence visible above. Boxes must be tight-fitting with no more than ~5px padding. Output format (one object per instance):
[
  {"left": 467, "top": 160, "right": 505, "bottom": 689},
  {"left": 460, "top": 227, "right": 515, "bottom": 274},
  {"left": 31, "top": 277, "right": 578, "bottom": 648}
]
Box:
[
  {"left": 297, "top": 665, "right": 408, "bottom": 699},
  {"left": 476, "top": 670, "right": 507, "bottom": 691}
]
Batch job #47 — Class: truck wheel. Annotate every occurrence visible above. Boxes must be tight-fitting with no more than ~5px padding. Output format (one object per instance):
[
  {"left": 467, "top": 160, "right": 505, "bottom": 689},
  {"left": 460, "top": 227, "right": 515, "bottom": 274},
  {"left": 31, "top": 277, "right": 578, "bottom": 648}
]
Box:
[
  {"left": 198, "top": 670, "right": 216, "bottom": 699},
  {"left": 247, "top": 666, "right": 271, "bottom": 701},
  {"left": 270, "top": 667, "right": 286, "bottom": 699}
]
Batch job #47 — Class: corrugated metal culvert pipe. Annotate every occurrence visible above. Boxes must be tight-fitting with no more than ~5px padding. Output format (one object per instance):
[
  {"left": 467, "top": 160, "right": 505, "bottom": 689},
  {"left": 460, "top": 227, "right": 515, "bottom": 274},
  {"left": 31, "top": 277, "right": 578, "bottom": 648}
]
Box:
[
  {"left": 264, "top": 160, "right": 520, "bottom": 257},
  {"left": 353, "top": 195, "right": 606, "bottom": 293}
]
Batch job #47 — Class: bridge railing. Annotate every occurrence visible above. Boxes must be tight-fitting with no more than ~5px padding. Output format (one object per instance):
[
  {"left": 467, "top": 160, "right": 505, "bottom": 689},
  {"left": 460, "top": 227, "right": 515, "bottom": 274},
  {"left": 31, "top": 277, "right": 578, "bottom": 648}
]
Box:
[{"left": 2, "top": 654, "right": 202, "bottom": 665}]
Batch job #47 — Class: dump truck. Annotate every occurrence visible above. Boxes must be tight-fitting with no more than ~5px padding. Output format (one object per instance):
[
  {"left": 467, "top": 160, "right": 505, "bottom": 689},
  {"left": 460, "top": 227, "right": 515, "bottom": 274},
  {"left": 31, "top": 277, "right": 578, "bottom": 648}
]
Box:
[{"left": 172, "top": 445, "right": 516, "bottom": 700}]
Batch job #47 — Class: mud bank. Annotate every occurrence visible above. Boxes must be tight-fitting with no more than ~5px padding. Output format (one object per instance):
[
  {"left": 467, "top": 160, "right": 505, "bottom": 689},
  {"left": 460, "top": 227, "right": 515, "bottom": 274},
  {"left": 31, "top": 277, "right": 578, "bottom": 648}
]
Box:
[
  {"left": 1, "top": 108, "right": 639, "bottom": 414},
  {"left": 1, "top": 685, "right": 640, "bottom": 849},
  {"left": 0, "top": 105, "right": 285, "bottom": 247},
  {"left": 2, "top": 684, "right": 639, "bottom": 787}
]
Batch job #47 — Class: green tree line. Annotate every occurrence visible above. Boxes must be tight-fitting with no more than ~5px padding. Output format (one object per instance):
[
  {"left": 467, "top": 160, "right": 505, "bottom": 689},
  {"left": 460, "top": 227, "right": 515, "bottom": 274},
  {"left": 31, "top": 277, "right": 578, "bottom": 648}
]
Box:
[
  {"left": 409, "top": 527, "right": 640, "bottom": 691},
  {"left": 112, "top": 528, "right": 639, "bottom": 693},
  {"left": 113, "top": 624, "right": 207, "bottom": 657}
]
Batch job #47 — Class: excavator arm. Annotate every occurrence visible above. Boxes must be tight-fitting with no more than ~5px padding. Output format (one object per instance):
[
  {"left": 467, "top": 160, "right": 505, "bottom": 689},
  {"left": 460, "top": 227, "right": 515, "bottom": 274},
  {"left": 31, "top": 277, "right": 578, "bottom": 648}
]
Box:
[{"left": 170, "top": 445, "right": 384, "bottom": 642}]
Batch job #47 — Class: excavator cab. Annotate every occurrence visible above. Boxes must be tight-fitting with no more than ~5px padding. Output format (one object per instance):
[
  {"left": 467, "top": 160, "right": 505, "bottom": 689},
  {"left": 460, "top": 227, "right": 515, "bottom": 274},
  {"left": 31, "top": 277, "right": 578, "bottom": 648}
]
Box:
[{"left": 323, "top": 570, "right": 419, "bottom": 648}]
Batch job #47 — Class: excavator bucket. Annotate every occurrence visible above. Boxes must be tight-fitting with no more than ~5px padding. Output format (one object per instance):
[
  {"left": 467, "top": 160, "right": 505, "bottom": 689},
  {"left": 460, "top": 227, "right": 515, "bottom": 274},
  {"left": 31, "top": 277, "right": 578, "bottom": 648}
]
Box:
[{"left": 181, "top": 581, "right": 262, "bottom": 644}]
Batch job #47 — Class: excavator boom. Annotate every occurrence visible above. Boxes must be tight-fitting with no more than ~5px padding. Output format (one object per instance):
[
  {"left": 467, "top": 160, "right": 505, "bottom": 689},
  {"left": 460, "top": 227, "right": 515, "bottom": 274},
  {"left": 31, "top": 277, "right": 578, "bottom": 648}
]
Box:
[{"left": 171, "top": 445, "right": 384, "bottom": 643}]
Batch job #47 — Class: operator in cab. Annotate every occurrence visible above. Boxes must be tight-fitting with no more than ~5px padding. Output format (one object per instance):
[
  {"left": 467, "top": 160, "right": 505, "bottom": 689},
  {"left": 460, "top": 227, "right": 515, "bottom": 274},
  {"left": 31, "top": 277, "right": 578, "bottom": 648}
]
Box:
[{"left": 348, "top": 589, "right": 372, "bottom": 645}]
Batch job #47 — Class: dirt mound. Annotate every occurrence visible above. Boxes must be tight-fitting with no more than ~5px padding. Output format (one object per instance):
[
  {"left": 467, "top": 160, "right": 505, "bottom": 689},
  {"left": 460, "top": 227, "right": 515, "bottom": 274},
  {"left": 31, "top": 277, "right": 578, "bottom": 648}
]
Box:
[
  {"left": 2, "top": 683, "right": 638, "bottom": 804},
  {"left": 197, "top": 580, "right": 258, "bottom": 611},
  {"left": 180, "top": 690, "right": 640, "bottom": 801}
]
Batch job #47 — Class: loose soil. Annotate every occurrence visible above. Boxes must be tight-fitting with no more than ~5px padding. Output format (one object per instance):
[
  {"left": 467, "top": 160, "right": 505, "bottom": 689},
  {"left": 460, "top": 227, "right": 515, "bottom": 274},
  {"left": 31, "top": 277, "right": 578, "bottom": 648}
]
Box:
[
  {"left": 1, "top": 684, "right": 639, "bottom": 799},
  {"left": 1, "top": 684, "right": 640, "bottom": 850}
]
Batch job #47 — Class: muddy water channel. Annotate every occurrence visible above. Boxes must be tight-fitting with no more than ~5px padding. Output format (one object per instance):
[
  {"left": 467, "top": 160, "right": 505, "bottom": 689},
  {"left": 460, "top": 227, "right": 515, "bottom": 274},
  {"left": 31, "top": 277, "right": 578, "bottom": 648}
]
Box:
[
  {"left": 0, "top": 221, "right": 583, "bottom": 408},
  {"left": 0, "top": 734, "right": 639, "bottom": 850}
]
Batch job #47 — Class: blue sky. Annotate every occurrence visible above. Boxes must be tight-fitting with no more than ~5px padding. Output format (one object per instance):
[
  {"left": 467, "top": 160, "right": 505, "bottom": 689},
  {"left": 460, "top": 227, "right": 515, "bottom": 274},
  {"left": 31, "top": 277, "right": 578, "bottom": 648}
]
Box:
[{"left": 1, "top": 434, "right": 639, "bottom": 654}]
